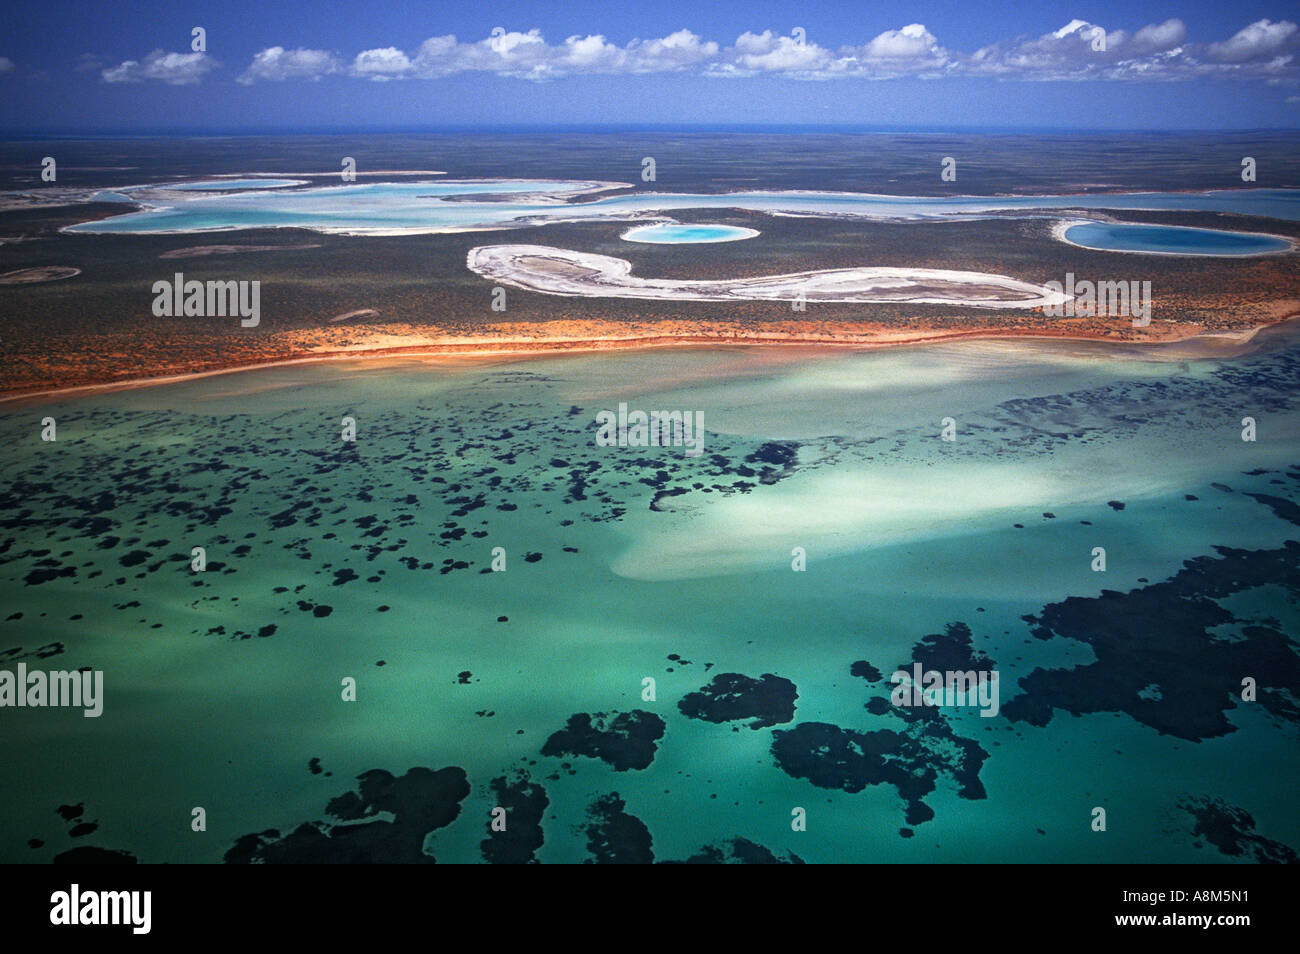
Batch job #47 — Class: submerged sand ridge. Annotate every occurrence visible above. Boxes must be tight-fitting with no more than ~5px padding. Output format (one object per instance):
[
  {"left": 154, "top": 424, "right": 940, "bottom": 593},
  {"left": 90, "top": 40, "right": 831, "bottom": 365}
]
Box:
[{"left": 468, "top": 245, "right": 1071, "bottom": 308}]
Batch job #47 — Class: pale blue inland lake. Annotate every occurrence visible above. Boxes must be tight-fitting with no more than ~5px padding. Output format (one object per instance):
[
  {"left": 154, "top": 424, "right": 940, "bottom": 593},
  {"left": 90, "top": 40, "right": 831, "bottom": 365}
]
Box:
[{"left": 65, "top": 180, "right": 1300, "bottom": 246}]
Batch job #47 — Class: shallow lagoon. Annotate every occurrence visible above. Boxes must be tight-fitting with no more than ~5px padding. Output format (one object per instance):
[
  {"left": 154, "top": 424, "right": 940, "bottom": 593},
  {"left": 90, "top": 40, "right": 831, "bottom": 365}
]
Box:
[
  {"left": 67, "top": 179, "right": 1300, "bottom": 237},
  {"left": 1, "top": 328, "right": 1297, "bottom": 863},
  {"left": 1065, "top": 221, "right": 1291, "bottom": 255},
  {"left": 621, "top": 223, "right": 759, "bottom": 244}
]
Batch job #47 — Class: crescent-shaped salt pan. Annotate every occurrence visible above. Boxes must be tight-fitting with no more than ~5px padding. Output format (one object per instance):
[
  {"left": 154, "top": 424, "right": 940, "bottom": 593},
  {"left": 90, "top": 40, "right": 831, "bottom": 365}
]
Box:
[{"left": 467, "top": 244, "right": 1071, "bottom": 309}]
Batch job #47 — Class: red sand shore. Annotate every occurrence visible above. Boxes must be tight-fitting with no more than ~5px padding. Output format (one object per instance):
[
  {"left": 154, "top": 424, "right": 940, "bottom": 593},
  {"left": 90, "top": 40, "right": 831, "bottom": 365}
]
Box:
[{"left": 0, "top": 317, "right": 1282, "bottom": 408}]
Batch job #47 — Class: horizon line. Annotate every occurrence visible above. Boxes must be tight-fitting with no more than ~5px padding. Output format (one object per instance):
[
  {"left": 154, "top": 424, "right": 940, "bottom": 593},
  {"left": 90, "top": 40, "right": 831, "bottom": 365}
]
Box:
[{"left": 4, "top": 122, "right": 1300, "bottom": 141}]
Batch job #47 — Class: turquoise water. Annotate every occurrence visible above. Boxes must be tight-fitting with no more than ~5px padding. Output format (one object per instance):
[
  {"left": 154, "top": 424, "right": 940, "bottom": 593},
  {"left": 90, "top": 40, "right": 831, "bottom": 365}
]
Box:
[
  {"left": 1, "top": 329, "right": 1297, "bottom": 863},
  {"left": 65, "top": 179, "right": 1300, "bottom": 238},
  {"left": 1065, "top": 221, "right": 1292, "bottom": 255},
  {"left": 622, "top": 223, "right": 759, "bottom": 243}
]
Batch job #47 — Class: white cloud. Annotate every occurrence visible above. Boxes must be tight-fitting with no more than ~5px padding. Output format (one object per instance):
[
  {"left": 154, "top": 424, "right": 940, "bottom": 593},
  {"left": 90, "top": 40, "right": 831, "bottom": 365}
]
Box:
[
  {"left": 312, "top": 29, "right": 719, "bottom": 81},
  {"left": 1129, "top": 19, "right": 1188, "bottom": 53},
  {"left": 556, "top": 34, "right": 624, "bottom": 72},
  {"left": 102, "top": 49, "right": 218, "bottom": 85},
  {"left": 624, "top": 30, "right": 718, "bottom": 72},
  {"left": 238, "top": 47, "right": 342, "bottom": 84},
  {"left": 1207, "top": 19, "right": 1297, "bottom": 62},
  {"left": 410, "top": 35, "right": 461, "bottom": 78},
  {"left": 473, "top": 29, "right": 550, "bottom": 77},
  {"left": 837, "top": 23, "right": 951, "bottom": 77},
  {"left": 407, "top": 30, "right": 551, "bottom": 79},
  {"left": 724, "top": 30, "right": 833, "bottom": 74},
  {"left": 969, "top": 20, "right": 1113, "bottom": 79},
  {"left": 228, "top": 20, "right": 1300, "bottom": 86},
  {"left": 352, "top": 46, "right": 414, "bottom": 80},
  {"left": 0, "top": 56, "right": 14, "bottom": 74},
  {"left": 863, "top": 23, "right": 942, "bottom": 61},
  {"left": 1052, "top": 19, "right": 1093, "bottom": 40},
  {"left": 963, "top": 18, "right": 1300, "bottom": 82}
]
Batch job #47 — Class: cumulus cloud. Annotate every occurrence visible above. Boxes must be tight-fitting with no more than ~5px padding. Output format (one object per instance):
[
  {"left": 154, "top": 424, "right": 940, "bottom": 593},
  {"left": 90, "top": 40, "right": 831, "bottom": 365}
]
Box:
[
  {"left": 352, "top": 46, "right": 414, "bottom": 80},
  {"left": 965, "top": 17, "right": 1299, "bottom": 82},
  {"left": 968, "top": 19, "right": 1112, "bottom": 78},
  {"left": 238, "top": 47, "right": 342, "bottom": 84},
  {"left": 863, "top": 23, "right": 943, "bottom": 61},
  {"left": 102, "top": 50, "right": 218, "bottom": 85},
  {"left": 711, "top": 24, "right": 954, "bottom": 80},
  {"left": 339, "top": 29, "right": 719, "bottom": 81},
  {"left": 409, "top": 35, "right": 461, "bottom": 78},
  {"left": 229, "top": 19, "right": 1300, "bottom": 85},
  {"left": 843, "top": 23, "right": 951, "bottom": 77},
  {"left": 623, "top": 29, "right": 718, "bottom": 72},
  {"left": 721, "top": 30, "right": 833, "bottom": 74},
  {"left": 1207, "top": 19, "right": 1297, "bottom": 62},
  {"left": 1129, "top": 18, "right": 1189, "bottom": 53},
  {"left": 406, "top": 30, "right": 549, "bottom": 78}
]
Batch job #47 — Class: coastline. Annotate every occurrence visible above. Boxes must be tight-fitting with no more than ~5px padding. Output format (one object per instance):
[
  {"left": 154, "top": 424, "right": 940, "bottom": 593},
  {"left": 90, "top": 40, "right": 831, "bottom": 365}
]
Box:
[{"left": 0, "top": 318, "right": 1281, "bottom": 409}]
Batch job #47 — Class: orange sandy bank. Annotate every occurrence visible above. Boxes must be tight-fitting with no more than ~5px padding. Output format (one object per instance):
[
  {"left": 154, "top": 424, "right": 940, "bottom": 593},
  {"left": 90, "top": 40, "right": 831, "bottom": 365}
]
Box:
[{"left": 2, "top": 313, "right": 1290, "bottom": 407}]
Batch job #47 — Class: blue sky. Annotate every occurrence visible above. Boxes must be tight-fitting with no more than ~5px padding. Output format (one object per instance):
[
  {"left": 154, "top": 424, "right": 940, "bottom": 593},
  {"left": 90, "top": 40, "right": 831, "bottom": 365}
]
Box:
[{"left": 0, "top": 0, "right": 1297, "bottom": 132}]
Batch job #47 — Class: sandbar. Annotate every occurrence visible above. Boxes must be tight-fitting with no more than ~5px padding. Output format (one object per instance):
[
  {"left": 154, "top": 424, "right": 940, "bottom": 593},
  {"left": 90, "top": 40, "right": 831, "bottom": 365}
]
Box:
[{"left": 467, "top": 244, "right": 1070, "bottom": 308}]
